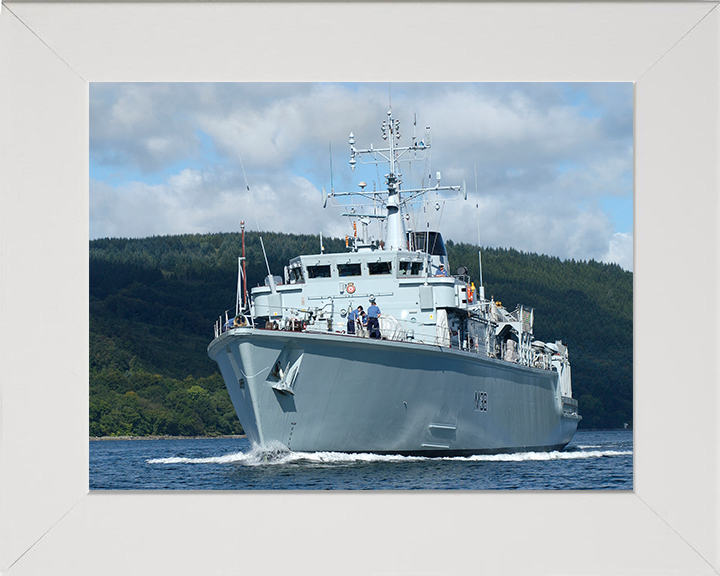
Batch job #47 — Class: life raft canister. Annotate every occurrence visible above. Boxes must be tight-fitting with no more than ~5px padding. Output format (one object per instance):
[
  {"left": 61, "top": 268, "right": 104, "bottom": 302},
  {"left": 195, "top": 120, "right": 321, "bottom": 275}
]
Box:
[{"left": 346, "top": 283, "right": 356, "bottom": 294}]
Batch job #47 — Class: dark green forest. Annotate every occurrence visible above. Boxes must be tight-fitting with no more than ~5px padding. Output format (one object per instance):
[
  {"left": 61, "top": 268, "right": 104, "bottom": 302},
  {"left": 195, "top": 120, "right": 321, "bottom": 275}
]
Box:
[{"left": 89, "top": 231, "right": 632, "bottom": 436}]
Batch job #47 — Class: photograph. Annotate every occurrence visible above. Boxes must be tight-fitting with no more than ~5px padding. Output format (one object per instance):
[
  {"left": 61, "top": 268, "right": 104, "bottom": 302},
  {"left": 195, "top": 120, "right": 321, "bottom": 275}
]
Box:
[
  {"left": 3, "top": 2, "right": 718, "bottom": 574},
  {"left": 89, "top": 82, "right": 633, "bottom": 490}
]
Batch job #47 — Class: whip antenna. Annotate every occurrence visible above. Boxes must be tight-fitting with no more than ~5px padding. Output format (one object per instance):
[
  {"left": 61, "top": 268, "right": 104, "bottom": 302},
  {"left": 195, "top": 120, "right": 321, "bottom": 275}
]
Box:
[
  {"left": 239, "top": 151, "right": 277, "bottom": 294},
  {"left": 329, "top": 142, "right": 334, "bottom": 194},
  {"left": 475, "top": 162, "right": 483, "bottom": 291},
  {"left": 475, "top": 162, "right": 480, "bottom": 246}
]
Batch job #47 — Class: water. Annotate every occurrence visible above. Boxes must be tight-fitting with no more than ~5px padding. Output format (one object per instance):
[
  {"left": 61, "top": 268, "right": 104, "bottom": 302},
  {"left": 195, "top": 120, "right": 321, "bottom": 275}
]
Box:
[{"left": 90, "top": 430, "right": 632, "bottom": 490}]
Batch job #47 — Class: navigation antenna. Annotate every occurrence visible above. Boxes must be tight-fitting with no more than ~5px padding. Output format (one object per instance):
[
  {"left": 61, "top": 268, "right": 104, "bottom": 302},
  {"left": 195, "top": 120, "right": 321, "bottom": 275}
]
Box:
[{"left": 323, "top": 110, "right": 466, "bottom": 252}]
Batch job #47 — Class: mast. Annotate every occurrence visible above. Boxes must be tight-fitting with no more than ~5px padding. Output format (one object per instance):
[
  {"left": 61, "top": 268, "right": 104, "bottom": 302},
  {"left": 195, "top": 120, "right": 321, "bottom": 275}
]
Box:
[
  {"left": 384, "top": 110, "right": 404, "bottom": 251},
  {"left": 241, "top": 221, "right": 247, "bottom": 308},
  {"left": 347, "top": 109, "right": 408, "bottom": 249},
  {"left": 328, "top": 109, "right": 466, "bottom": 251},
  {"left": 237, "top": 220, "right": 249, "bottom": 314}
]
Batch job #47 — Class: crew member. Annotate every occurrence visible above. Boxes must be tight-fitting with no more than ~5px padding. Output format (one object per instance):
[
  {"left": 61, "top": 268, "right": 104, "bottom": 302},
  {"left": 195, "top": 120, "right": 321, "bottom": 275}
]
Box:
[
  {"left": 367, "top": 299, "right": 381, "bottom": 339},
  {"left": 347, "top": 306, "right": 358, "bottom": 335},
  {"left": 357, "top": 306, "right": 367, "bottom": 337},
  {"left": 435, "top": 264, "right": 449, "bottom": 277}
]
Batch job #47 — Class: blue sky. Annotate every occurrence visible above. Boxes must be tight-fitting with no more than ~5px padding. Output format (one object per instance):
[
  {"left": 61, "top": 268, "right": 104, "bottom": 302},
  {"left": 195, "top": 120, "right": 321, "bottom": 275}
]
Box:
[
  {"left": 90, "top": 130, "right": 221, "bottom": 187},
  {"left": 90, "top": 82, "right": 633, "bottom": 270}
]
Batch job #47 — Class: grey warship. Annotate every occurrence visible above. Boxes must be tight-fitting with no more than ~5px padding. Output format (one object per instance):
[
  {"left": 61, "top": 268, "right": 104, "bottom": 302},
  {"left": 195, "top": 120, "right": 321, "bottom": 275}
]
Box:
[{"left": 207, "top": 108, "right": 581, "bottom": 455}]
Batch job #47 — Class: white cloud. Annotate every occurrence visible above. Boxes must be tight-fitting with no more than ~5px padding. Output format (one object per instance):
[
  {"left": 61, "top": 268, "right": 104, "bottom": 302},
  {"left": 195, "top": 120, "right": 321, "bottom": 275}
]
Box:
[
  {"left": 602, "top": 232, "right": 634, "bottom": 271},
  {"left": 90, "top": 82, "right": 633, "bottom": 271}
]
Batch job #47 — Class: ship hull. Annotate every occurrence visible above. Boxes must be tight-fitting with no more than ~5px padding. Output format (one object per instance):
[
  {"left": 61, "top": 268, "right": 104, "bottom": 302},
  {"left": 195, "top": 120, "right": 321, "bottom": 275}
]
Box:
[{"left": 208, "top": 328, "right": 580, "bottom": 455}]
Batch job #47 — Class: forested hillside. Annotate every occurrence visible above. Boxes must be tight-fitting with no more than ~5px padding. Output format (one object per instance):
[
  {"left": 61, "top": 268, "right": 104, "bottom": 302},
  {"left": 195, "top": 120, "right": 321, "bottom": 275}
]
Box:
[{"left": 89, "top": 232, "right": 632, "bottom": 436}]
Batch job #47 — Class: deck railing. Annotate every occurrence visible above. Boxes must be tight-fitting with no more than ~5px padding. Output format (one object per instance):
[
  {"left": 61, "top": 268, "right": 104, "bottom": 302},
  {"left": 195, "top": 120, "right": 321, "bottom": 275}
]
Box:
[{"left": 212, "top": 308, "right": 558, "bottom": 372}]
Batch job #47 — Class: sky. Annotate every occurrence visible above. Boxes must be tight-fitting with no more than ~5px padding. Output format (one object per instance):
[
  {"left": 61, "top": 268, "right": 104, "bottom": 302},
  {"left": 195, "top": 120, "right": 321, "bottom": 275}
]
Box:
[{"left": 89, "top": 82, "right": 633, "bottom": 271}]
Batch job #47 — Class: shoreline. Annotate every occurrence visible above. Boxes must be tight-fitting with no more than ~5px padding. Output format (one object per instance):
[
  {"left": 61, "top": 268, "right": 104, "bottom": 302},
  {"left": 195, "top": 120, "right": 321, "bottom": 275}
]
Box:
[{"left": 90, "top": 434, "right": 247, "bottom": 441}]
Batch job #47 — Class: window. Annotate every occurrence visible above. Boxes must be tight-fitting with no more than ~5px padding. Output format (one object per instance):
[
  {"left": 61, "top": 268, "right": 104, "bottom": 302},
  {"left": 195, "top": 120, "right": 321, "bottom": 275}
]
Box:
[
  {"left": 338, "top": 263, "right": 362, "bottom": 277},
  {"left": 368, "top": 261, "right": 392, "bottom": 275},
  {"left": 288, "top": 267, "right": 304, "bottom": 283},
  {"left": 408, "top": 231, "right": 446, "bottom": 256},
  {"left": 399, "top": 261, "right": 423, "bottom": 276},
  {"left": 307, "top": 265, "right": 332, "bottom": 279}
]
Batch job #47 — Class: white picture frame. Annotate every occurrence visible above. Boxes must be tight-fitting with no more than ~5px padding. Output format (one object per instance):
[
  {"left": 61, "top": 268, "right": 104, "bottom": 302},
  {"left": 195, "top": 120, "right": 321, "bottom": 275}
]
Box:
[{"left": 1, "top": 2, "right": 718, "bottom": 574}]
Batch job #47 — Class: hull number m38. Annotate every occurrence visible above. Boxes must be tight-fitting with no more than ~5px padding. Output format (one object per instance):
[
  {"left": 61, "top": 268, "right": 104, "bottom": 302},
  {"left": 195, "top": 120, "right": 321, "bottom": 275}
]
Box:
[{"left": 474, "top": 391, "right": 488, "bottom": 412}]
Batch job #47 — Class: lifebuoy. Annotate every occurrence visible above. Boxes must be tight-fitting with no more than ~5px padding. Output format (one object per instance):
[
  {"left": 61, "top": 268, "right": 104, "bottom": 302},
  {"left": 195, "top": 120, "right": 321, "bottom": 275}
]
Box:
[
  {"left": 346, "top": 284, "right": 356, "bottom": 294},
  {"left": 233, "top": 316, "right": 247, "bottom": 328}
]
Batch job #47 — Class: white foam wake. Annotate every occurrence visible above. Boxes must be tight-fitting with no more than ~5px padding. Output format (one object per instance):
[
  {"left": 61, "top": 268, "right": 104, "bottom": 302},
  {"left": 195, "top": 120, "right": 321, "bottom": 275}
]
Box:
[
  {"left": 147, "top": 452, "right": 249, "bottom": 465},
  {"left": 146, "top": 440, "right": 290, "bottom": 465},
  {"left": 147, "top": 443, "right": 631, "bottom": 466},
  {"left": 453, "top": 449, "right": 632, "bottom": 462}
]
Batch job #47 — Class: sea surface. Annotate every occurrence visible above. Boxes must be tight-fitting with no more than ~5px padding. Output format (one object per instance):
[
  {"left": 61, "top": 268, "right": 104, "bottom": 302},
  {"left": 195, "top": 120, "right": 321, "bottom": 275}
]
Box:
[{"left": 90, "top": 429, "right": 632, "bottom": 490}]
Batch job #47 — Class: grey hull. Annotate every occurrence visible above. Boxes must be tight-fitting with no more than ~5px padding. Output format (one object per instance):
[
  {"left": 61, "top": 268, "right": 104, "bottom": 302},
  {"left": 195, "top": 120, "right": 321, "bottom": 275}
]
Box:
[{"left": 208, "top": 328, "right": 581, "bottom": 455}]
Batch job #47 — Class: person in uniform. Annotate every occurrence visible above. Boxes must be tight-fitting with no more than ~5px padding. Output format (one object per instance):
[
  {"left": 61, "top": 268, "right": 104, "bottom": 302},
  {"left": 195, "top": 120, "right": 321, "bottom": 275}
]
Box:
[
  {"left": 355, "top": 306, "right": 366, "bottom": 337},
  {"left": 435, "top": 264, "right": 449, "bottom": 277},
  {"left": 367, "top": 299, "right": 381, "bottom": 339},
  {"left": 347, "top": 306, "right": 358, "bottom": 335},
  {"left": 357, "top": 306, "right": 367, "bottom": 337}
]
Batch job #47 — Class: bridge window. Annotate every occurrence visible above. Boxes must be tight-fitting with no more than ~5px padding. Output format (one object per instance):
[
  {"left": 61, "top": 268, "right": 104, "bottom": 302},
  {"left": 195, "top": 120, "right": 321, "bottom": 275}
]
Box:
[
  {"left": 288, "top": 267, "right": 304, "bottom": 283},
  {"left": 307, "top": 265, "right": 332, "bottom": 279},
  {"left": 408, "top": 231, "right": 446, "bottom": 256},
  {"left": 338, "top": 263, "right": 362, "bottom": 277},
  {"left": 399, "top": 261, "right": 423, "bottom": 276},
  {"left": 368, "top": 261, "right": 392, "bottom": 275}
]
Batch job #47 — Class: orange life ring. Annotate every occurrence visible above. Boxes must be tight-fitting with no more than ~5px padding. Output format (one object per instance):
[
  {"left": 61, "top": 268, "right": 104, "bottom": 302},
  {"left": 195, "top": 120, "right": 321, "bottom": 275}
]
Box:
[{"left": 346, "top": 284, "right": 356, "bottom": 294}]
